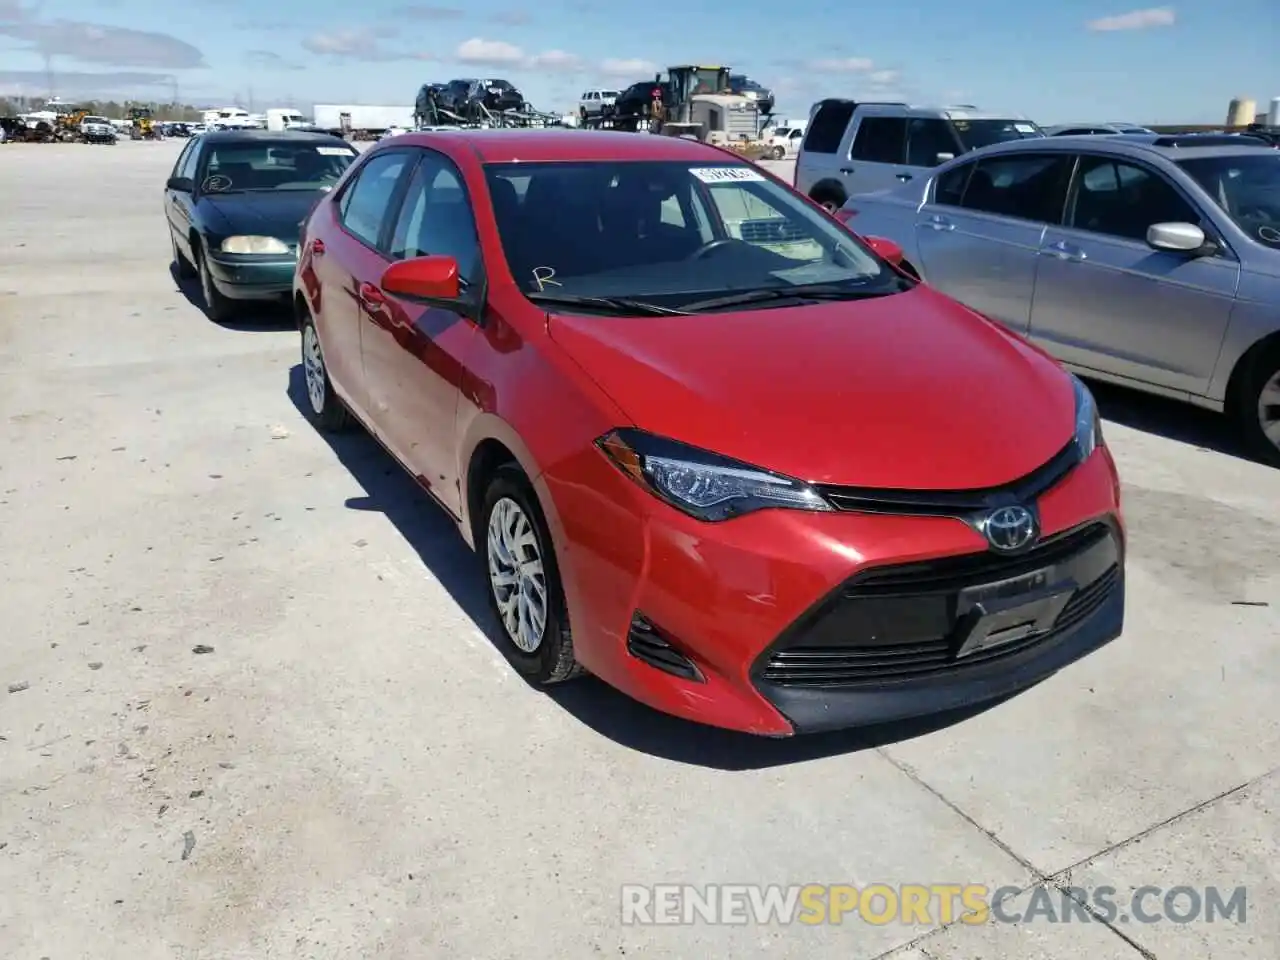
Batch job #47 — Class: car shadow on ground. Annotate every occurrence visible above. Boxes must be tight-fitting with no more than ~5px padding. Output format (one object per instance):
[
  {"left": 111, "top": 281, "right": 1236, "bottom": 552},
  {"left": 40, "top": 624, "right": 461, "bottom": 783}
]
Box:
[
  {"left": 168, "top": 263, "right": 295, "bottom": 332},
  {"left": 286, "top": 363, "right": 1012, "bottom": 769},
  {"left": 1082, "top": 376, "right": 1259, "bottom": 464}
]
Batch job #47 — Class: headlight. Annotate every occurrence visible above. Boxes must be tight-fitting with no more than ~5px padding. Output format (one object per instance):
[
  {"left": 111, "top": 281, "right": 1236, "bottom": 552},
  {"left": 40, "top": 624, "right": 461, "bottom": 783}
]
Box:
[
  {"left": 220, "top": 235, "right": 291, "bottom": 255},
  {"left": 596, "top": 428, "right": 832, "bottom": 522},
  {"left": 1072, "top": 375, "right": 1104, "bottom": 460}
]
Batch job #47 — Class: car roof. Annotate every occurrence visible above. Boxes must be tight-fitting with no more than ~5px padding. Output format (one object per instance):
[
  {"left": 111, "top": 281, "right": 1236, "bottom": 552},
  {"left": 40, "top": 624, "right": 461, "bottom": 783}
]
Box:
[
  {"left": 197, "top": 129, "right": 350, "bottom": 146},
  {"left": 963, "top": 132, "right": 1278, "bottom": 162},
  {"left": 392, "top": 128, "right": 736, "bottom": 163}
]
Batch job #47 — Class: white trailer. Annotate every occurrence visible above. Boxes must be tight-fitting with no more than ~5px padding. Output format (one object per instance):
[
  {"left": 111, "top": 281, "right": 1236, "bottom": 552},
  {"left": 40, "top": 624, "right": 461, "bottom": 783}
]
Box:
[{"left": 312, "top": 104, "right": 415, "bottom": 135}]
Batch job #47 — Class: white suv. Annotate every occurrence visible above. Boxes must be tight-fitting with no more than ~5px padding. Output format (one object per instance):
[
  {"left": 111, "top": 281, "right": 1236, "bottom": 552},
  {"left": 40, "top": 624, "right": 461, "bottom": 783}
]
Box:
[
  {"left": 795, "top": 100, "right": 1045, "bottom": 211},
  {"left": 579, "top": 89, "right": 619, "bottom": 120}
]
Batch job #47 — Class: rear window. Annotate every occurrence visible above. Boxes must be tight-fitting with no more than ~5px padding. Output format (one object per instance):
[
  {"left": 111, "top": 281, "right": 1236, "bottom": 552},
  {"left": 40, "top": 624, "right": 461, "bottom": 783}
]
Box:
[
  {"left": 802, "top": 101, "right": 855, "bottom": 154},
  {"left": 602, "top": 91, "right": 618, "bottom": 98}
]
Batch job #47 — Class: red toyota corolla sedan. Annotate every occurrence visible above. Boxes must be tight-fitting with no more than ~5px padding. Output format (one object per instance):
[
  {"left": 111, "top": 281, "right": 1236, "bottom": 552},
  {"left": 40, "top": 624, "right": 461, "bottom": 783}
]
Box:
[{"left": 292, "top": 130, "right": 1125, "bottom": 736}]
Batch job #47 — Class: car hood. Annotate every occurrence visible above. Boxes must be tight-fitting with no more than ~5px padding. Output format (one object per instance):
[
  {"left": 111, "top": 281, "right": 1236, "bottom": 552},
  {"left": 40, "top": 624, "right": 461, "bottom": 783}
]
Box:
[
  {"left": 198, "top": 191, "right": 324, "bottom": 241},
  {"left": 546, "top": 286, "right": 1076, "bottom": 489}
]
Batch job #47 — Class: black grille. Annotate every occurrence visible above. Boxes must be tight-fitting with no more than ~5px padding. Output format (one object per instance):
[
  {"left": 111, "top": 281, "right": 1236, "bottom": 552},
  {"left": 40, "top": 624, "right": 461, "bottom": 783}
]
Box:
[
  {"left": 626, "top": 613, "right": 703, "bottom": 682},
  {"left": 756, "top": 522, "right": 1120, "bottom": 688},
  {"left": 816, "top": 442, "right": 1078, "bottom": 516}
]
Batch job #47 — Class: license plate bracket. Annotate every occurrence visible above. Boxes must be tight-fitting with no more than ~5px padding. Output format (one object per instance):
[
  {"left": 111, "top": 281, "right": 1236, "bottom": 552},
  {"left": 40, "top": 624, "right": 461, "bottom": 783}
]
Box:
[{"left": 953, "top": 567, "right": 1075, "bottom": 659}]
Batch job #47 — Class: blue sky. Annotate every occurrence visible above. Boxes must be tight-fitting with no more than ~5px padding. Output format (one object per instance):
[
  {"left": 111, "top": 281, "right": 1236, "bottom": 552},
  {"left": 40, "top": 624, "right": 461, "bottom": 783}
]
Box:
[{"left": 0, "top": 0, "right": 1273, "bottom": 123}]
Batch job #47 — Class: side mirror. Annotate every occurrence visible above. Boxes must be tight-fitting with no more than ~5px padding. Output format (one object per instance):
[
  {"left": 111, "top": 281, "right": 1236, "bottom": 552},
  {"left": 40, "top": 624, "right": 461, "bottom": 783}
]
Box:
[
  {"left": 1146, "top": 222, "right": 1208, "bottom": 254},
  {"left": 864, "top": 235, "right": 905, "bottom": 265},
  {"left": 380, "top": 254, "right": 461, "bottom": 301},
  {"left": 167, "top": 176, "right": 193, "bottom": 192}
]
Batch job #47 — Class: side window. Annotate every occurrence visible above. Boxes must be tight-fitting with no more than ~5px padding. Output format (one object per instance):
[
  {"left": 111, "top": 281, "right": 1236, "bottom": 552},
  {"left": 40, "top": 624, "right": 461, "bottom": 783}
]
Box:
[
  {"left": 339, "top": 152, "right": 412, "bottom": 248},
  {"left": 906, "top": 118, "right": 959, "bottom": 167},
  {"left": 172, "top": 141, "right": 194, "bottom": 179},
  {"left": 851, "top": 117, "right": 909, "bottom": 164},
  {"left": 1069, "top": 156, "right": 1198, "bottom": 241},
  {"left": 961, "top": 153, "right": 1075, "bottom": 223},
  {"left": 933, "top": 161, "right": 974, "bottom": 207},
  {"left": 389, "top": 152, "right": 481, "bottom": 281},
  {"left": 801, "top": 101, "right": 855, "bottom": 153}
]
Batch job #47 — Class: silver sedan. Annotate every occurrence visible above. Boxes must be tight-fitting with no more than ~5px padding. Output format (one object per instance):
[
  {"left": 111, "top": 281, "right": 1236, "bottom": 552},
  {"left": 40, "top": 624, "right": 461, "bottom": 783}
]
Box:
[{"left": 840, "top": 133, "right": 1280, "bottom": 464}]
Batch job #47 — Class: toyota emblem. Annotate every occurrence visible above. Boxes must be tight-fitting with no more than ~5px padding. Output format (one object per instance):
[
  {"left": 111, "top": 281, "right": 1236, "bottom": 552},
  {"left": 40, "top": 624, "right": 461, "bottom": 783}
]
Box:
[{"left": 982, "top": 505, "right": 1038, "bottom": 553}]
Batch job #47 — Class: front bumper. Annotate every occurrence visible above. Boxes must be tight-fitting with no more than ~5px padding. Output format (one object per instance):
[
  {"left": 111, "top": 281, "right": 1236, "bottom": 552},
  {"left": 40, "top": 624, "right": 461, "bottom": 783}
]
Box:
[
  {"left": 204, "top": 251, "right": 296, "bottom": 300},
  {"left": 541, "top": 443, "right": 1125, "bottom": 736}
]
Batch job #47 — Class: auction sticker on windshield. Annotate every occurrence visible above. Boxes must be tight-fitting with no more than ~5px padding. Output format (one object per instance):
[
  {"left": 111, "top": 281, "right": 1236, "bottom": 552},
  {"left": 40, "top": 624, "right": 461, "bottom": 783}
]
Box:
[
  {"left": 317, "top": 146, "right": 355, "bottom": 156},
  {"left": 692, "top": 166, "right": 765, "bottom": 184}
]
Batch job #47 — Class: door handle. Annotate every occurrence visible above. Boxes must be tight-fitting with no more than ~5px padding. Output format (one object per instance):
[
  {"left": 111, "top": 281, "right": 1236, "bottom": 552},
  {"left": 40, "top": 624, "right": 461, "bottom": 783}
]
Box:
[
  {"left": 896, "top": 173, "right": 914, "bottom": 182},
  {"left": 1038, "top": 240, "right": 1087, "bottom": 262},
  {"left": 923, "top": 215, "right": 954, "bottom": 232},
  {"left": 839, "top": 166, "right": 855, "bottom": 174},
  {"left": 357, "top": 281, "right": 386, "bottom": 310}
]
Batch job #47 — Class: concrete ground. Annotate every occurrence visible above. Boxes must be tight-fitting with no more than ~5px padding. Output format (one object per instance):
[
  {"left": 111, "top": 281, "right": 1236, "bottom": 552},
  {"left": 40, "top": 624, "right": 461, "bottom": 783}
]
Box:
[{"left": 1, "top": 139, "right": 1277, "bottom": 960}]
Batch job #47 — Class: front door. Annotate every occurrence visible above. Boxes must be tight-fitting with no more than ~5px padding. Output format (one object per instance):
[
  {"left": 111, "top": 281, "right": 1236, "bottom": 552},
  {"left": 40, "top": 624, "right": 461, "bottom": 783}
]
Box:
[
  {"left": 1029, "top": 154, "right": 1239, "bottom": 394},
  {"left": 914, "top": 152, "right": 1074, "bottom": 335},
  {"left": 360, "top": 149, "right": 484, "bottom": 517}
]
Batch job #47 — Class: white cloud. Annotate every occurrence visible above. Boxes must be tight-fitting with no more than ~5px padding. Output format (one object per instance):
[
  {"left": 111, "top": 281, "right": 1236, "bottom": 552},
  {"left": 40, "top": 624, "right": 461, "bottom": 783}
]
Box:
[
  {"left": 808, "top": 57, "right": 874, "bottom": 74},
  {"left": 868, "top": 69, "right": 899, "bottom": 85},
  {"left": 453, "top": 38, "right": 583, "bottom": 71},
  {"left": 598, "top": 57, "right": 659, "bottom": 78},
  {"left": 1086, "top": 6, "right": 1175, "bottom": 31},
  {"left": 455, "top": 37, "right": 524, "bottom": 65}
]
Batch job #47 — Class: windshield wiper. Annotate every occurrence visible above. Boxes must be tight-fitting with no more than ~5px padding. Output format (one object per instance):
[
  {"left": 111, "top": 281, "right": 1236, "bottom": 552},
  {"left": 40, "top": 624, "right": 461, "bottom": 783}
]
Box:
[
  {"left": 680, "top": 281, "right": 901, "bottom": 312},
  {"left": 525, "top": 292, "right": 692, "bottom": 316}
]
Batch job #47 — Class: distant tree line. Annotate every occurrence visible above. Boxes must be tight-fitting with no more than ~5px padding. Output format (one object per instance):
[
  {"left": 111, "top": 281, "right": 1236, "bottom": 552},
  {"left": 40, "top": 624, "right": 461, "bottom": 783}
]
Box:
[{"left": 0, "top": 97, "right": 206, "bottom": 122}]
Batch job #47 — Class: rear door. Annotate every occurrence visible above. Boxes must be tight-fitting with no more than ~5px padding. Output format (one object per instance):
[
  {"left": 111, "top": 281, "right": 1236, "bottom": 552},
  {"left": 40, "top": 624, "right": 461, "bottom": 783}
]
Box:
[
  {"left": 913, "top": 151, "right": 1075, "bottom": 335},
  {"left": 796, "top": 100, "right": 854, "bottom": 197},
  {"left": 845, "top": 113, "right": 910, "bottom": 194},
  {"left": 1028, "top": 153, "right": 1239, "bottom": 393},
  {"left": 313, "top": 149, "right": 415, "bottom": 420}
]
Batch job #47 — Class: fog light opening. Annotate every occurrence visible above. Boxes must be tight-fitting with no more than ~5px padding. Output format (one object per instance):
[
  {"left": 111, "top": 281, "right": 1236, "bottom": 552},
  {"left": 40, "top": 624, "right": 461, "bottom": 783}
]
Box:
[{"left": 625, "top": 612, "right": 705, "bottom": 683}]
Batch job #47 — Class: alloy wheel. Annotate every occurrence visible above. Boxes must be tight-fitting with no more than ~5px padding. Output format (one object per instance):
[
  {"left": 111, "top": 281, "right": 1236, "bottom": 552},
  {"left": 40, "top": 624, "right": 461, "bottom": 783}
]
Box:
[
  {"left": 1257, "top": 369, "right": 1280, "bottom": 453},
  {"left": 486, "top": 497, "right": 548, "bottom": 653},
  {"left": 302, "top": 325, "right": 326, "bottom": 415}
]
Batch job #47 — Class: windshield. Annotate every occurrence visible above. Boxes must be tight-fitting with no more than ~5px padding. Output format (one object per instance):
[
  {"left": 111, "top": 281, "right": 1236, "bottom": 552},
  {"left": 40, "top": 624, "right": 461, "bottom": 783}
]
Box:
[
  {"left": 1176, "top": 154, "right": 1280, "bottom": 249},
  {"left": 602, "top": 91, "right": 619, "bottom": 98},
  {"left": 952, "top": 118, "right": 1043, "bottom": 150},
  {"left": 483, "top": 160, "right": 902, "bottom": 313},
  {"left": 197, "top": 141, "right": 357, "bottom": 193}
]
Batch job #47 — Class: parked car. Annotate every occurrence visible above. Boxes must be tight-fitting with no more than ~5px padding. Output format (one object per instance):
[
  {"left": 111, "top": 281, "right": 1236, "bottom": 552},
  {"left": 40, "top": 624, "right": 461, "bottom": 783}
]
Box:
[
  {"left": 165, "top": 129, "right": 359, "bottom": 321},
  {"left": 578, "top": 88, "right": 619, "bottom": 120},
  {"left": 838, "top": 133, "right": 1280, "bottom": 464},
  {"left": 764, "top": 125, "right": 804, "bottom": 159},
  {"left": 1044, "top": 122, "right": 1156, "bottom": 136},
  {"left": 439, "top": 78, "right": 524, "bottom": 121},
  {"left": 291, "top": 129, "right": 1125, "bottom": 736},
  {"left": 79, "top": 115, "right": 116, "bottom": 144},
  {"left": 797, "top": 100, "right": 1045, "bottom": 211}
]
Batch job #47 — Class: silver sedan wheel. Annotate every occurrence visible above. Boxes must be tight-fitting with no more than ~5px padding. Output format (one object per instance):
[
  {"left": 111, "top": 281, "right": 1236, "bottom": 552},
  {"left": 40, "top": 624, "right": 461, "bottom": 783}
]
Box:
[
  {"left": 486, "top": 497, "right": 548, "bottom": 653},
  {"left": 302, "top": 325, "right": 326, "bottom": 415},
  {"left": 1257, "top": 370, "right": 1280, "bottom": 452}
]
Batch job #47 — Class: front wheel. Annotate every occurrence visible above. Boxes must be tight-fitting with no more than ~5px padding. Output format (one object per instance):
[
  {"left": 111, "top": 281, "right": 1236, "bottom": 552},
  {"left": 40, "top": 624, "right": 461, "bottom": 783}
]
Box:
[
  {"left": 770, "top": 145, "right": 785, "bottom": 160},
  {"left": 195, "top": 243, "right": 234, "bottom": 322},
  {"left": 481, "top": 465, "right": 582, "bottom": 684},
  {"left": 1235, "top": 347, "right": 1280, "bottom": 467},
  {"left": 171, "top": 235, "right": 196, "bottom": 279}
]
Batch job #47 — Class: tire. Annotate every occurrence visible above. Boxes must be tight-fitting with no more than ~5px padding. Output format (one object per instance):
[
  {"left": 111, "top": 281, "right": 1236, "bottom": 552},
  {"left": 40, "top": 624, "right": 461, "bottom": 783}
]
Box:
[
  {"left": 171, "top": 235, "right": 196, "bottom": 279},
  {"left": 812, "top": 191, "right": 845, "bottom": 214},
  {"left": 770, "top": 145, "right": 785, "bottom": 160},
  {"left": 299, "top": 318, "right": 351, "bottom": 432},
  {"left": 1234, "top": 345, "right": 1280, "bottom": 467},
  {"left": 194, "top": 242, "right": 235, "bottom": 322},
  {"left": 480, "top": 464, "right": 582, "bottom": 685}
]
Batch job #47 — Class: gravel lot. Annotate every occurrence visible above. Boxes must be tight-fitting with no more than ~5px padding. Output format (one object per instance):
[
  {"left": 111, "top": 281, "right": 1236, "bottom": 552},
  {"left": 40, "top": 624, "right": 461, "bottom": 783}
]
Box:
[{"left": 1, "top": 139, "right": 1277, "bottom": 960}]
